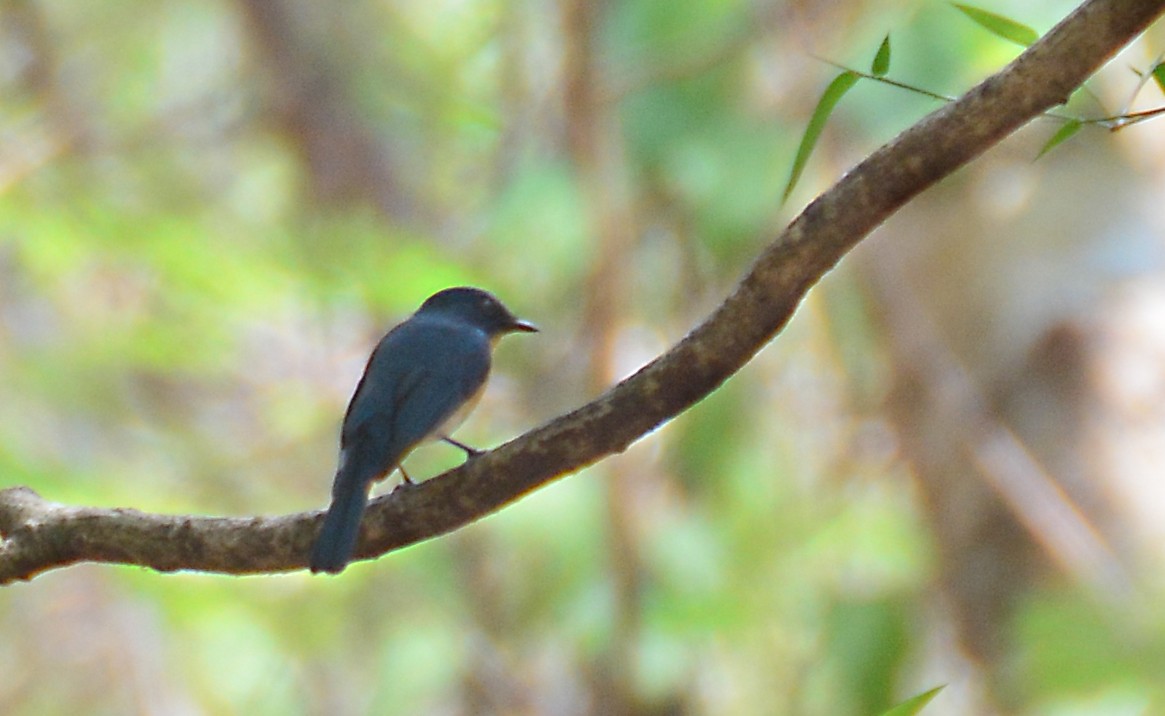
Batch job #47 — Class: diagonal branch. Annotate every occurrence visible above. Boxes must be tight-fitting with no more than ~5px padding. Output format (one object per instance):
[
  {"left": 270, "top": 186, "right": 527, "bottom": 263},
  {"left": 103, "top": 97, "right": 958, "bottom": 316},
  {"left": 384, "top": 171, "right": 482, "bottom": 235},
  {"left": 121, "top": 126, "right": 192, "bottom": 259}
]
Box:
[{"left": 3, "top": 0, "right": 1163, "bottom": 584}]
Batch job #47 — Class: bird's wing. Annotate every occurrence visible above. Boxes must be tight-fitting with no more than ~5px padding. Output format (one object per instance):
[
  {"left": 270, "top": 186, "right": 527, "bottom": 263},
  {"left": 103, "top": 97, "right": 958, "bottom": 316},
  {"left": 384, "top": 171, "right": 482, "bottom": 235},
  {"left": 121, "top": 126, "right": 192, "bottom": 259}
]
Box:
[
  {"left": 386, "top": 327, "right": 491, "bottom": 451},
  {"left": 339, "top": 320, "right": 490, "bottom": 482}
]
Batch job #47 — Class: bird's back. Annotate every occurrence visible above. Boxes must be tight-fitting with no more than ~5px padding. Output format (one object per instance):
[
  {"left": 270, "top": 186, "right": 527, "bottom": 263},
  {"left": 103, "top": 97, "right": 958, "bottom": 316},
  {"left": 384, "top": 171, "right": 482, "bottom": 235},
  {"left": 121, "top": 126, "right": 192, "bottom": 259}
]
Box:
[{"left": 339, "top": 315, "right": 492, "bottom": 484}]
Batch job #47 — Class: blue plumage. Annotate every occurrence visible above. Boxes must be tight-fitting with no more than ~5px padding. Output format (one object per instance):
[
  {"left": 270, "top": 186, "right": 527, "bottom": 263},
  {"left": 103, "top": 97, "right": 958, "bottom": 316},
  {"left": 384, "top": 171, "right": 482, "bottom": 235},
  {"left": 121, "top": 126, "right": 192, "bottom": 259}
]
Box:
[{"left": 309, "top": 287, "right": 537, "bottom": 574}]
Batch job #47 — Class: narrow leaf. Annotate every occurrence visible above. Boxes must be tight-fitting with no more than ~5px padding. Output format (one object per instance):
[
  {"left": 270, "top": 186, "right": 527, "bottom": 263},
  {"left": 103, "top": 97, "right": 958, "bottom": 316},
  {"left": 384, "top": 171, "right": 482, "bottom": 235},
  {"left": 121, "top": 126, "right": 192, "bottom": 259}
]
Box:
[
  {"left": 782, "top": 71, "right": 860, "bottom": 204},
  {"left": 952, "top": 4, "right": 1039, "bottom": 47},
  {"left": 1152, "top": 62, "right": 1165, "bottom": 96},
  {"left": 872, "top": 35, "right": 891, "bottom": 77},
  {"left": 879, "top": 686, "right": 945, "bottom": 716},
  {"left": 1036, "top": 119, "right": 1082, "bottom": 158}
]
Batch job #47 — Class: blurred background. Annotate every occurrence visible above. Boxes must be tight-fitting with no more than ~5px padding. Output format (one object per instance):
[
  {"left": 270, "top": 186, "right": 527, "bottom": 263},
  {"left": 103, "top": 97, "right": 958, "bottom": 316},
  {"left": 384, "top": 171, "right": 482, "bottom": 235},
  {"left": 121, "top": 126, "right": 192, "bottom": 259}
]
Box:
[{"left": 2, "top": 0, "right": 1165, "bottom": 714}]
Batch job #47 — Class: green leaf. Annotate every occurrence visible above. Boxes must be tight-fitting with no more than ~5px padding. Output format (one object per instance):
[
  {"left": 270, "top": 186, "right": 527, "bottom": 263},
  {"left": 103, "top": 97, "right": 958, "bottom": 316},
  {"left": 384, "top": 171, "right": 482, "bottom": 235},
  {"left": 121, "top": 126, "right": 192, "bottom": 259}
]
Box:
[
  {"left": 782, "top": 71, "right": 859, "bottom": 204},
  {"left": 879, "top": 686, "right": 945, "bottom": 716},
  {"left": 952, "top": 4, "right": 1039, "bottom": 47},
  {"left": 1036, "top": 118, "right": 1082, "bottom": 158},
  {"left": 1152, "top": 62, "right": 1165, "bottom": 96},
  {"left": 872, "top": 35, "right": 891, "bottom": 77}
]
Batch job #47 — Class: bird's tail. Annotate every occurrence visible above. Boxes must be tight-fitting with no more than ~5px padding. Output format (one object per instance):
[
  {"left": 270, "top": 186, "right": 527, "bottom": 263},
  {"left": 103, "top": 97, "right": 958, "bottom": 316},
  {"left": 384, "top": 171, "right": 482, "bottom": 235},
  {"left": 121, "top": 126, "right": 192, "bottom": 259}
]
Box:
[{"left": 310, "top": 476, "right": 370, "bottom": 574}]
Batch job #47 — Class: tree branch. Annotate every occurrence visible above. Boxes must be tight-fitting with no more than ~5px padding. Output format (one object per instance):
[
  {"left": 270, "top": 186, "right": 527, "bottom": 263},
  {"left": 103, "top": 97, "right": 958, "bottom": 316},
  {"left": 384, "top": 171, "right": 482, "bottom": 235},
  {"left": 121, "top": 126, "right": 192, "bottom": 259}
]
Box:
[{"left": 3, "top": 0, "right": 1162, "bottom": 584}]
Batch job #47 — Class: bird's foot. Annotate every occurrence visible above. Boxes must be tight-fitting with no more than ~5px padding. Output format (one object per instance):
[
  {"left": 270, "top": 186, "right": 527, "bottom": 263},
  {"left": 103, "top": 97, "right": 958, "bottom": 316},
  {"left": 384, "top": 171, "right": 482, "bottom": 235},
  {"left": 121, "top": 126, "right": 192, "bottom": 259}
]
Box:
[{"left": 442, "top": 436, "right": 483, "bottom": 460}]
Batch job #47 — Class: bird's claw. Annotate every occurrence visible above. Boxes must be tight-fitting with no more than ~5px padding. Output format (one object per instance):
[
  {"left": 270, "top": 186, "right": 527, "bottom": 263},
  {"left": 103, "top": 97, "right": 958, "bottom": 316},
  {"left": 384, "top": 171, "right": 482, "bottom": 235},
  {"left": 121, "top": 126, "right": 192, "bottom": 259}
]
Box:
[{"left": 442, "top": 436, "right": 483, "bottom": 460}]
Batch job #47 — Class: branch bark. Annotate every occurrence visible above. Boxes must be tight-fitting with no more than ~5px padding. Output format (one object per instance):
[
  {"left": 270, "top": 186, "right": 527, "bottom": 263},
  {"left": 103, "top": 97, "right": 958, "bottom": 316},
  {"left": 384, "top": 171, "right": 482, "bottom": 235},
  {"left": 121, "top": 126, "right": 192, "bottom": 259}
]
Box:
[{"left": 3, "top": 0, "right": 1162, "bottom": 583}]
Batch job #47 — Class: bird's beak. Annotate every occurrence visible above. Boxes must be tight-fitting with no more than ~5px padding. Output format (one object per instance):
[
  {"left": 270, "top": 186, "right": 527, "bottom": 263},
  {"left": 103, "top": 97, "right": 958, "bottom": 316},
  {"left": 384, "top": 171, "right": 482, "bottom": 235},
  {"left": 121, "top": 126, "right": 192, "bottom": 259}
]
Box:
[{"left": 509, "top": 318, "right": 539, "bottom": 333}]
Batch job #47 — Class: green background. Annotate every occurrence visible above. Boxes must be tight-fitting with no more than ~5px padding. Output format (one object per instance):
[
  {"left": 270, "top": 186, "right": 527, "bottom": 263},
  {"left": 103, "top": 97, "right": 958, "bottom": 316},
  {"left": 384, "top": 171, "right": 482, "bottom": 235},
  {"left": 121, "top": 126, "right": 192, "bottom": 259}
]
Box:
[{"left": 2, "top": 1, "right": 1164, "bottom": 714}]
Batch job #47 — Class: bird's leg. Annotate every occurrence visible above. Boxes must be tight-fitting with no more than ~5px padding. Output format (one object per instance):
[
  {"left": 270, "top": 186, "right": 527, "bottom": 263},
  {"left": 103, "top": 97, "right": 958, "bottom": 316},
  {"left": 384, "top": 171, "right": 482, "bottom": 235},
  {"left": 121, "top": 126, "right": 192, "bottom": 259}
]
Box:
[
  {"left": 397, "top": 465, "right": 415, "bottom": 485},
  {"left": 442, "top": 436, "right": 483, "bottom": 460}
]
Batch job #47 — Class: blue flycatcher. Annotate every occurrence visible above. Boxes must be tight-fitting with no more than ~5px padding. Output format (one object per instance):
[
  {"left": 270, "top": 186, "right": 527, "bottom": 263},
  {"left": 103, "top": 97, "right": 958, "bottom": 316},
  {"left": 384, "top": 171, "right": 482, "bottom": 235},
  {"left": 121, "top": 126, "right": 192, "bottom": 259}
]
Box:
[{"left": 310, "top": 287, "right": 537, "bottom": 574}]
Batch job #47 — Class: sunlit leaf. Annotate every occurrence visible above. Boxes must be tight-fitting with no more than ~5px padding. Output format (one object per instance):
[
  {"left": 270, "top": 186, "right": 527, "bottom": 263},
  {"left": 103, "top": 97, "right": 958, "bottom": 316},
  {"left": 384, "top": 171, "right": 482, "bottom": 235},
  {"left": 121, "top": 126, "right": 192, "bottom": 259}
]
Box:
[
  {"left": 1152, "top": 62, "right": 1165, "bottom": 95},
  {"left": 879, "top": 686, "right": 945, "bottom": 716},
  {"left": 952, "top": 4, "right": 1039, "bottom": 47},
  {"left": 782, "top": 71, "right": 859, "bottom": 204},
  {"left": 1036, "top": 118, "right": 1082, "bottom": 158},
  {"left": 872, "top": 35, "right": 891, "bottom": 77}
]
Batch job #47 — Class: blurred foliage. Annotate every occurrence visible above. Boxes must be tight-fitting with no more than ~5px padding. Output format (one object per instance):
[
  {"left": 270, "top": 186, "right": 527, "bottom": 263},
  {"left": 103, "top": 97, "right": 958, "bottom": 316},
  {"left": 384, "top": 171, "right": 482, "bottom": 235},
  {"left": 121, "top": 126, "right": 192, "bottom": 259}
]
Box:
[{"left": 2, "top": 1, "right": 1165, "bottom": 715}]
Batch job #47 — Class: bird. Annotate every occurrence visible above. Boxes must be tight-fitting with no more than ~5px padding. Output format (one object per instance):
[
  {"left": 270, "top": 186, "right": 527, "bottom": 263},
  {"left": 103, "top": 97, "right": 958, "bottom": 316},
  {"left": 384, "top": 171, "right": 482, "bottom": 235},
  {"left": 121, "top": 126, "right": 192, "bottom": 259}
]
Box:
[{"left": 309, "top": 286, "right": 538, "bottom": 574}]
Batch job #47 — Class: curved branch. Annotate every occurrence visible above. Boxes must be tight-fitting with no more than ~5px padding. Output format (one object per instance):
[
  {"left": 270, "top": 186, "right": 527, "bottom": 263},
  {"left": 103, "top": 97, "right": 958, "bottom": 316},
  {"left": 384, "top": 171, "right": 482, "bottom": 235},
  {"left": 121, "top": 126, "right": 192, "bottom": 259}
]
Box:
[{"left": 3, "top": 0, "right": 1162, "bottom": 584}]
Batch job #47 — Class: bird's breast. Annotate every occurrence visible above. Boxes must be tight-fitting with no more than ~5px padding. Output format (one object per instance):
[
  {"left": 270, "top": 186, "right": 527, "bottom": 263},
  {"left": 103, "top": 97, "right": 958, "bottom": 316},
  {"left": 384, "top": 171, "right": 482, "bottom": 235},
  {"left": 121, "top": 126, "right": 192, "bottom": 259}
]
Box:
[{"left": 433, "top": 380, "right": 487, "bottom": 439}]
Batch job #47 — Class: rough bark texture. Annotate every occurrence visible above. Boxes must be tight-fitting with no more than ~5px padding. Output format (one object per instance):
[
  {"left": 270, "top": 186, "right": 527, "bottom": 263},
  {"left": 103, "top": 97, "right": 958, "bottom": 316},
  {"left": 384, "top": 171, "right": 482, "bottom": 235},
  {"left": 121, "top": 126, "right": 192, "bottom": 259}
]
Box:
[{"left": 3, "top": 0, "right": 1163, "bottom": 583}]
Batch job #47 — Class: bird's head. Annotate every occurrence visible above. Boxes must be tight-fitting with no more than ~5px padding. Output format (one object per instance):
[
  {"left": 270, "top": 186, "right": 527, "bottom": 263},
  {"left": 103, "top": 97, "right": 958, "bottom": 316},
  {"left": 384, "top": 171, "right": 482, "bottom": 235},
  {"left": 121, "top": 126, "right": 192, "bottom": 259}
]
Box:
[{"left": 417, "top": 287, "right": 538, "bottom": 337}]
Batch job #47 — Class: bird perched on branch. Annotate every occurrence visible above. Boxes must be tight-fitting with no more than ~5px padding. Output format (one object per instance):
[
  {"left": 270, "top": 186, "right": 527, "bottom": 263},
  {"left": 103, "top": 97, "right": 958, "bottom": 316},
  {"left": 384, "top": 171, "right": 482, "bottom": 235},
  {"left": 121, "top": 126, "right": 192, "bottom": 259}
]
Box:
[{"left": 310, "top": 287, "right": 538, "bottom": 574}]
